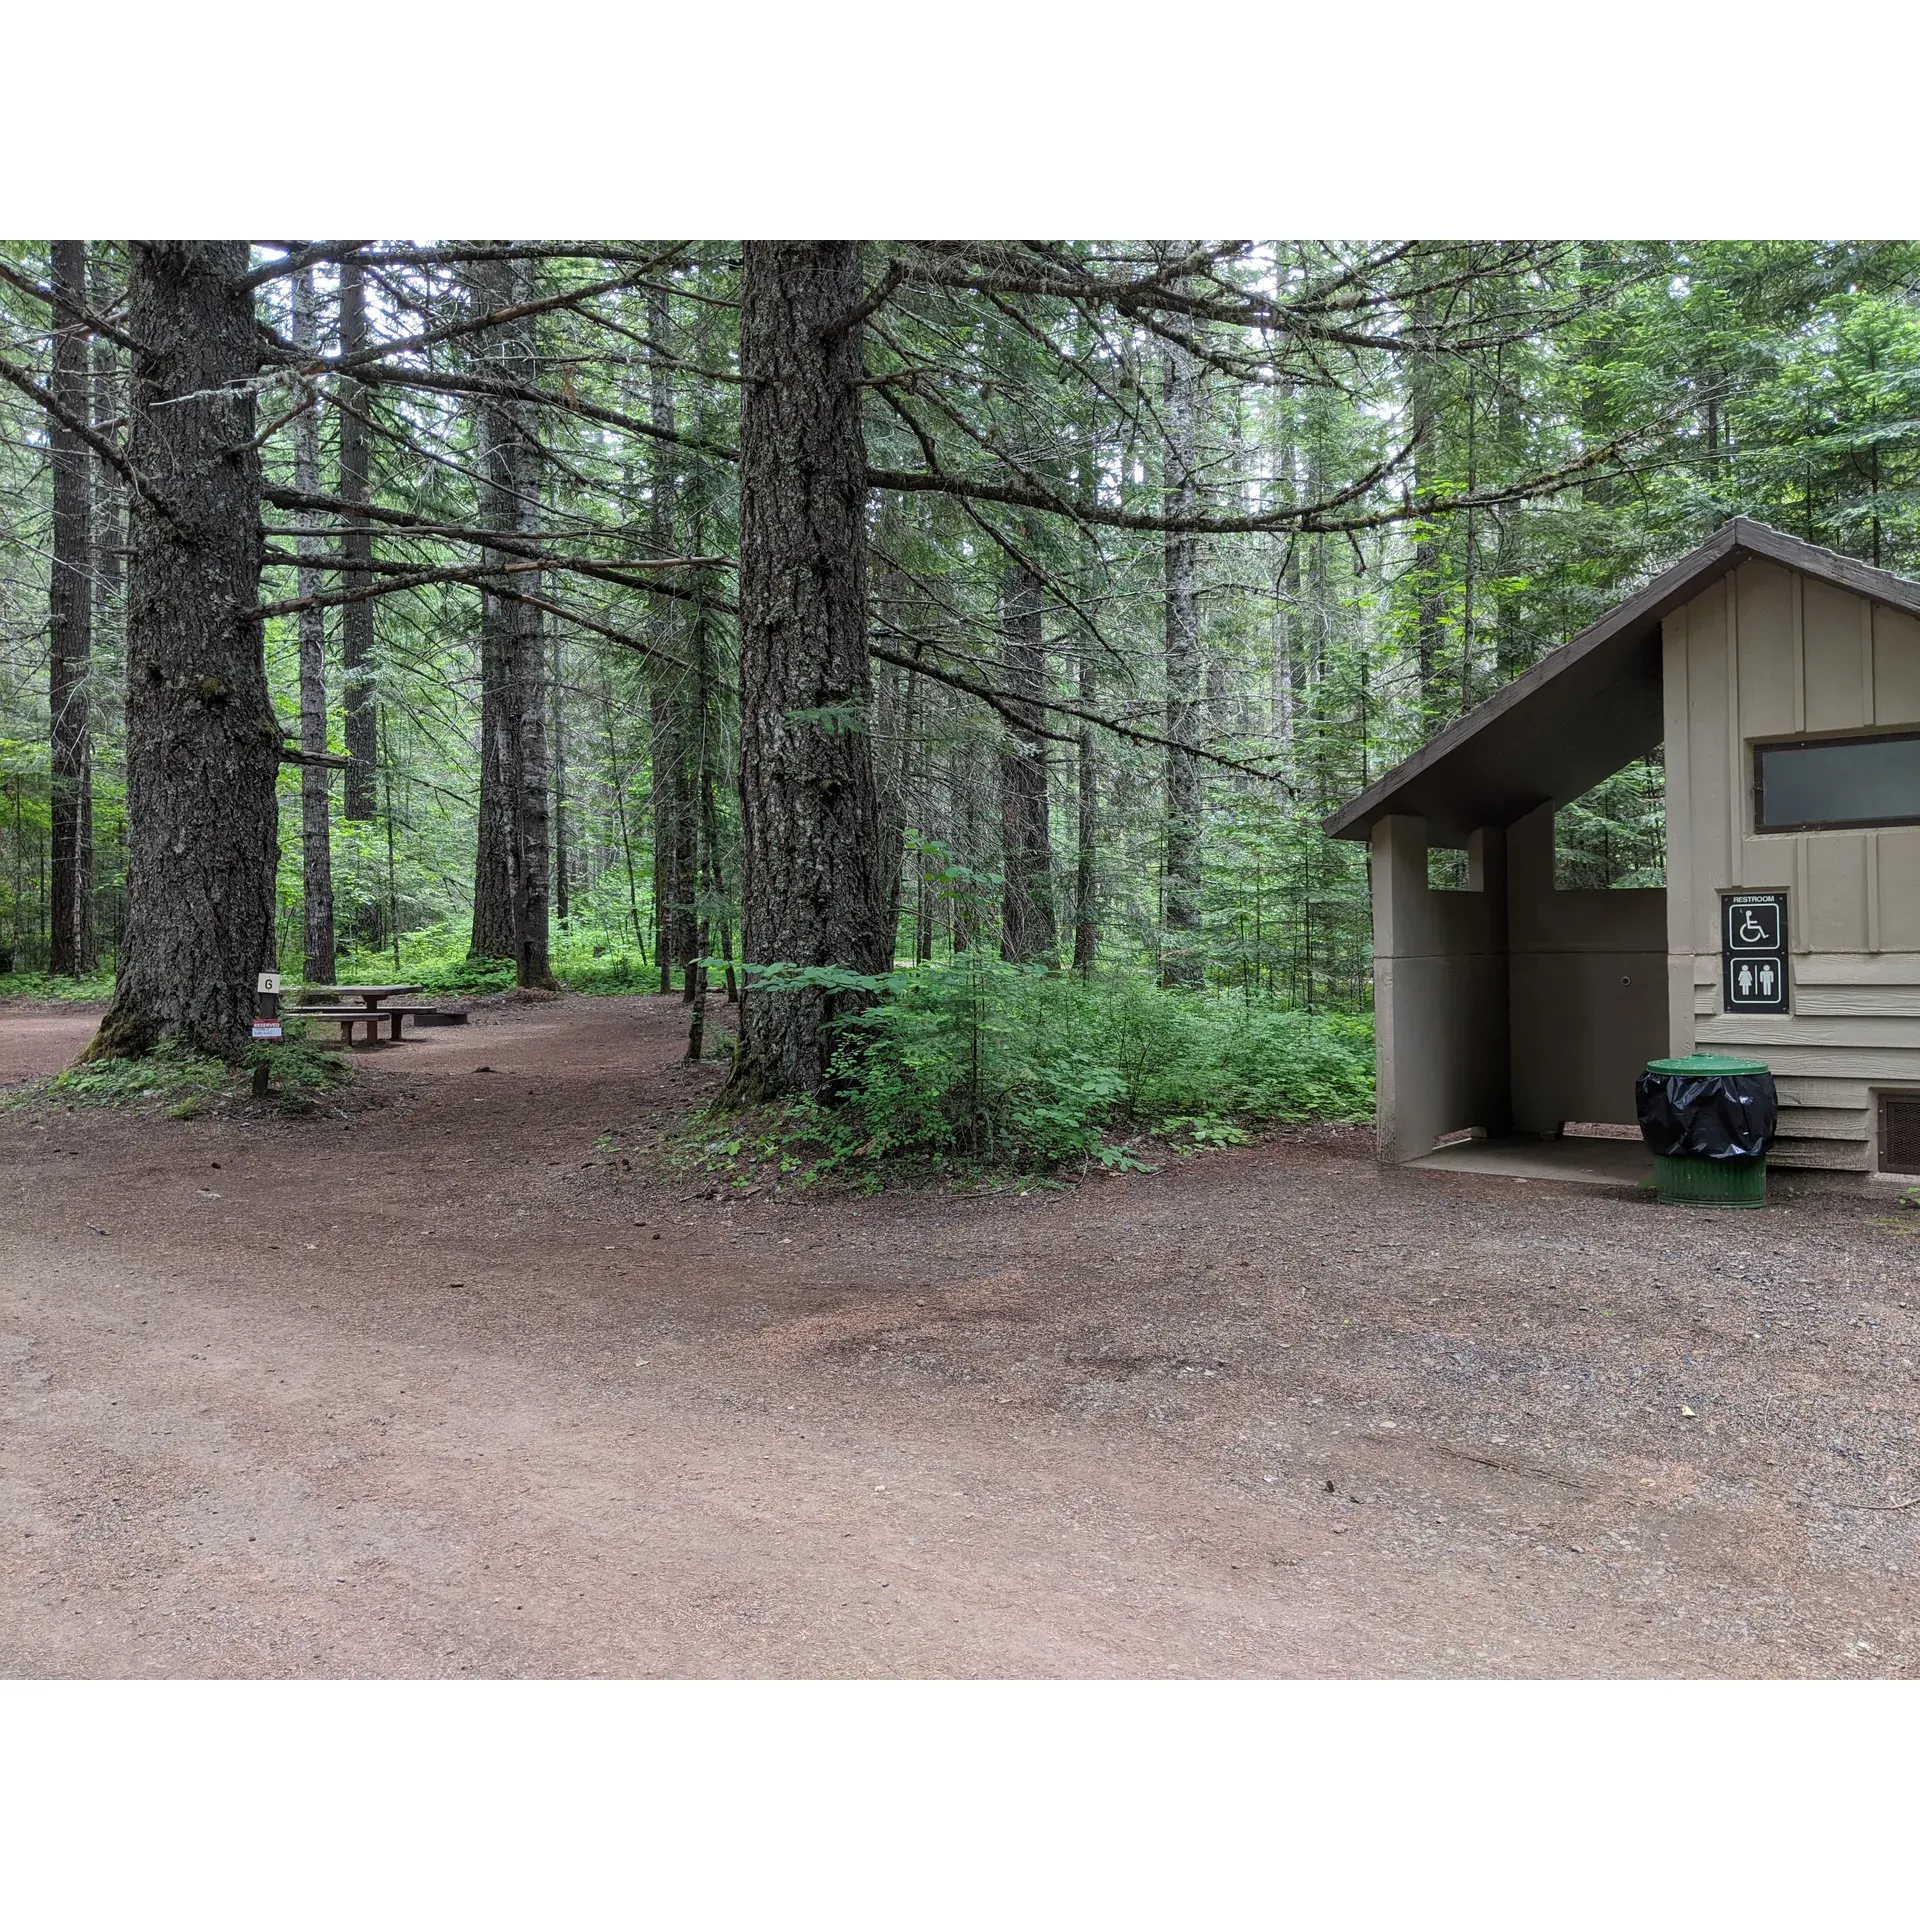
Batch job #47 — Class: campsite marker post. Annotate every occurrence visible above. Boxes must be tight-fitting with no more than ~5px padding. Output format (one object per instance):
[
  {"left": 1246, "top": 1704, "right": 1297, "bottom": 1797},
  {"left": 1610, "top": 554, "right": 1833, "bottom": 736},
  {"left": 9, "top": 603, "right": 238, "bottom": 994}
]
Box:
[{"left": 252, "top": 970, "right": 283, "bottom": 1095}]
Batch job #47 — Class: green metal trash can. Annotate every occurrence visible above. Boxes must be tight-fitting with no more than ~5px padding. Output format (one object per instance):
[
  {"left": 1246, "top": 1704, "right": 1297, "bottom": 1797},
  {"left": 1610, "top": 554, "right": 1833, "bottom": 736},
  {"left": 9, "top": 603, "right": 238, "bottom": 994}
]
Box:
[{"left": 1635, "top": 1054, "right": 1778, "bottom": 1208}]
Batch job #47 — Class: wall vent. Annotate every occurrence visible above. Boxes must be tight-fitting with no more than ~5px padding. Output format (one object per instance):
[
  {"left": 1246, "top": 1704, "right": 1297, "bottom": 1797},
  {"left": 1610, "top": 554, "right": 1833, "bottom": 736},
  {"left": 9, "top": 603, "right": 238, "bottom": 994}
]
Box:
[{"left": 1879, "top": 1095, "right": 1920, "bottom": 1176}]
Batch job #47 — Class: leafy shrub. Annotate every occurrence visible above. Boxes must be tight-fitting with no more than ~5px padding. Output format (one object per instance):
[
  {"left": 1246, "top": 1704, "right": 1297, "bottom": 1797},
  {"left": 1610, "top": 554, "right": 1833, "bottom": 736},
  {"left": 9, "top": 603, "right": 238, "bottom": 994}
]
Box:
[
  {"left": 558, "top": 948, "right": 653, "bottom": 996},
  {"left": 16, "top": 1034, "right": 349, "bottom": 1118},
  {"left": 702, "top": 956, "right": 1375, "bottom": 1182},
  {"left": 830, "top": 956, "right": 1127, "bottom": 1169},
  {"left": 1081, "top": 979, "right": 1375, "bottom": 1127},
  {"left": 40, "top": 1041, "right": 227, "bottom": 1111},
  {"left": 249, "top": 1036, "right": 351, "bottom": 1094}
]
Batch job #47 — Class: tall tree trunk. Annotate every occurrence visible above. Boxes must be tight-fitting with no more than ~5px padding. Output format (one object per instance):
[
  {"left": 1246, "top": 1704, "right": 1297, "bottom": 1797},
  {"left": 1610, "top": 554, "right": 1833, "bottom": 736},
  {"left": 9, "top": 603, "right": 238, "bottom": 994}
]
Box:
[
  {"left": 1701, "top": 377, "right": 1721, "bottom": 488},
  {"left": 598, "top": 658, "right": 648, "bottom": 958},
  {"left": 1493, "top": 504, "right": 1524, "bottom": 681},
  {"left": 693, "top": 591, "right": 739, "bottom": 1008},
  {"left": 726, "top": 241, "right": 891, "bottom": 1104},
  {"left": 685, "top": 607, "right": 714, "bottom": 1061},
  {"left": 1459, "top": 325, "right": 1479, "bottom": 718},
  {"left": 48, "top": 241, "right": 95, "bottom": 977},
  {"left": 710, "top": 831, "right": 738, "bottom": 1000},
  {"left": 1070, "top": 401, "right": 1105, "bottom": 983},
  {"left": 674, "top": 733, "right": 699, "bottom": 1002},
  {"left": 1305, "top": 406, "right": 1329, "bottom": 694},
  {"left": 651, "top": 683, "right": 681, "bottom": 990},
  {"left": 1269, "top": 381, "right": 1298, "bottom": 747},
  {"left": 1277, "top": 532, "right": 1303, "bottom": 741},
  {"left": 869, "top": 552, "right": 910, "bottom": 970},
  {"left": 1405, "top": 282, "right": 1444, "bottom": 730},
  {"left": 510, "top": 420, "right": 553, "bottom": 991},
  {"left": 998, "top": 561, "right": 1056, "bottom": 963},
  {"left": 88, "top": 245, "right": 125, "bottom": 645},
  {"left": 469, "top": 277, "right": 518, "bottom": 963},
  {"left": 87, "top": 242, "right": 274, "bottom": 1062},
  {"left": 552, "top": 624, "right": 569, "bottom": 925},
  {"left": 466, "top": 254, "right": 554, "bottom": 987},
  {"left": 645, "top": 284, "right": 693, "bottom": 995},
  {"left": 336, "top": 256, "right": 379, "bottom": 824},
  {"left": 1072, "top": 639, "right": 1098, "bottom": 981},
  {"left": 1161, "top": 325, "right": 1204, "bottom": 989},
  {"left": 951, "top": 727, "right": 989, "bottom": 953},
  {"left": 891, "top": 644, "right": 928, "bottom": 967},
  {"left": 88, "top": 246, "right": 122, "bottom": 956},
  {"left": 914, "top": 699, "right": 935, "bottom": 964},
  {"left": 672, "top": 580, "right": 699, "bottom": 1007},
  {"left": 84, "top": 244, "right": 121, "bottom": 967},
  {"left": 470, "top": 619, "right": 517, "bottom": 958},
  {"left": 292, "top": 264, "right": 336, "bottom": 985}
]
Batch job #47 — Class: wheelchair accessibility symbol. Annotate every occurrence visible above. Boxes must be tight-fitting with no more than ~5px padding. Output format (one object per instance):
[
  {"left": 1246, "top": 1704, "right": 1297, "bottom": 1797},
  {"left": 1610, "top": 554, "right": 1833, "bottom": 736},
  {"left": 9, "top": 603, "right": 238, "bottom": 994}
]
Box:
[{"left": 1725, "top": 895, "right": 1782, "bottom": 951}]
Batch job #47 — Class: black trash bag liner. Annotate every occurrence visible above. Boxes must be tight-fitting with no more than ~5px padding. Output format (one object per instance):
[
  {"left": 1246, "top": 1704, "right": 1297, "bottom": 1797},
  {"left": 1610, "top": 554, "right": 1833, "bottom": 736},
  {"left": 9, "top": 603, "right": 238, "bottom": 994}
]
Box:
[{"left": 1635, "top": 1069, "right": 1778, "bottom": 1161}]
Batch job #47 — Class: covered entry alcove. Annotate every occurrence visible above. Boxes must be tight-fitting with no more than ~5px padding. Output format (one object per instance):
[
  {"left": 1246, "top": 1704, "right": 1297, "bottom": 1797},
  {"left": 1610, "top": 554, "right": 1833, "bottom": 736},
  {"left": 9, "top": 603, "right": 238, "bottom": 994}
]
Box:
[
  {"left": 1321, "top": 585, "right": 1669, "bottom": 1167},
  {"left": 1324, "top": 518, "right": 1920, "bottom": 1174}
]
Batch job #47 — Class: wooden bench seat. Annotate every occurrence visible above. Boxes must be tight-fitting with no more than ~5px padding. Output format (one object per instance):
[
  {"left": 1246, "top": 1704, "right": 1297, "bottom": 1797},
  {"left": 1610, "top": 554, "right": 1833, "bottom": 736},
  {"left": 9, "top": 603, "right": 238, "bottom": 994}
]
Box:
[{"left": 284, "top": 1003, "right": 451, "bottom": 1043}]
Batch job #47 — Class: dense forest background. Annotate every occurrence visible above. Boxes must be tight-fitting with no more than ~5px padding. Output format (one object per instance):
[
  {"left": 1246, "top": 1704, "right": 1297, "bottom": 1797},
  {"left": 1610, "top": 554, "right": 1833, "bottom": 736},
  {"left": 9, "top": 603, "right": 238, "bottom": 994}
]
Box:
[{"left": 3, "top": 240, "right": 1918, "bottom": 1155}]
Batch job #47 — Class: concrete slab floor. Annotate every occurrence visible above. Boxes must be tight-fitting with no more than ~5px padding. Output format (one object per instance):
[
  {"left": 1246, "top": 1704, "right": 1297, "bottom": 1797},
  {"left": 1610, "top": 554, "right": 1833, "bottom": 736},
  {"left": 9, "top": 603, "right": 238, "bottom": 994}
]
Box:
[{"left": 1405, "top": 1134, "right": 1653, "bottom": 1188}]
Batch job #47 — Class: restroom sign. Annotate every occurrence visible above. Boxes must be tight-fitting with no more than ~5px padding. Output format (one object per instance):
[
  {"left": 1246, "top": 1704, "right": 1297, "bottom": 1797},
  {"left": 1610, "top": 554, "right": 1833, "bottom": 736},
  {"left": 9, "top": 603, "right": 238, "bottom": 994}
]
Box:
[{"left": 1722, "top": 892, "right": 1788, "bottom": 1013}]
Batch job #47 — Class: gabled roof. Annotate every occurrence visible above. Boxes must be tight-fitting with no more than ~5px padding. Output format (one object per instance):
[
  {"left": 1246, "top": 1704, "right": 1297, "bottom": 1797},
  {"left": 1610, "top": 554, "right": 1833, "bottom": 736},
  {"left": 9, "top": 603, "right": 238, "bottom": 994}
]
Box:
[{"left": 1321, "top": 518, "right": 1920, "bottom": 847}]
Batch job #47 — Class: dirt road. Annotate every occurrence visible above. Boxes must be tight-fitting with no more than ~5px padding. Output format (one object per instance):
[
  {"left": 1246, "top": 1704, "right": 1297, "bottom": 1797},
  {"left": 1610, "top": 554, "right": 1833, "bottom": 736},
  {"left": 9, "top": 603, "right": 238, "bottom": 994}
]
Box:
[{"left": 3, "top": 994, "right": 1915, "bottom": 1676}]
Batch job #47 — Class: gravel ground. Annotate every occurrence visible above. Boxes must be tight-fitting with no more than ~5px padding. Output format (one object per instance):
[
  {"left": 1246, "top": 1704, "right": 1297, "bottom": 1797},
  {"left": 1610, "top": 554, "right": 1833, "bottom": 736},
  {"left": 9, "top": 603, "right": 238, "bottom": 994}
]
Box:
[{"left": 2, "top": 993, "right": 1916, "bottom": 1677}]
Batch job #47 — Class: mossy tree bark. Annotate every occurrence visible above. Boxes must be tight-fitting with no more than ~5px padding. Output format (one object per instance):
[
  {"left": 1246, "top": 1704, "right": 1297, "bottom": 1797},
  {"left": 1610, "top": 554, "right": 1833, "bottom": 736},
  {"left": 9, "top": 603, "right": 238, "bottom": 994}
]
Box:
[
  {"left": 87, "top": 241, "right": 276, "bottom": 1062},
  {"left": 726, "top": 241, "right": 893, "bottom": 1103}
]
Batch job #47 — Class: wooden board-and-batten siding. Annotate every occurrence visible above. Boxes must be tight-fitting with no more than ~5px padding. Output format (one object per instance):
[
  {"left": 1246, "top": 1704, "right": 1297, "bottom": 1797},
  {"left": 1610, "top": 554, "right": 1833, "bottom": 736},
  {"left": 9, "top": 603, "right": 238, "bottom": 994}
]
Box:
[{"left": 1666, "top": 557, "right": 1920, "bottom": 1170}]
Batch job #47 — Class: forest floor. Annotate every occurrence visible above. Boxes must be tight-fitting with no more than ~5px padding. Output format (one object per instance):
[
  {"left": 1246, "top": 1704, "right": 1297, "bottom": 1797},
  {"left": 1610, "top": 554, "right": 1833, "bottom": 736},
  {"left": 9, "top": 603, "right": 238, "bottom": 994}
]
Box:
[{"left": 3, "top": 992, "right": 1918, "bottom": 1678}]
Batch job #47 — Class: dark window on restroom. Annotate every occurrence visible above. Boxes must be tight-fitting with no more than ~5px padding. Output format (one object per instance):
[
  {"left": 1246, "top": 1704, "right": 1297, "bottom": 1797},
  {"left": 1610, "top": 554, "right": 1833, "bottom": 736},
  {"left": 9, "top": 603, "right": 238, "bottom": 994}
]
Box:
[{"left": 1755, "top": 732, "right": 1920, "bottom": 832}]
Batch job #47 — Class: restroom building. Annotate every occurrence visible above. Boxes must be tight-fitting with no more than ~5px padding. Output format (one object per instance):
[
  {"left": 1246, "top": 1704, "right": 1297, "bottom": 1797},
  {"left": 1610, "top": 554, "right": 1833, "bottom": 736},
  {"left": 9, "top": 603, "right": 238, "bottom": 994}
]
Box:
[{"left": 1323, "top": 518, "right": 1920, "bottom": 1176}]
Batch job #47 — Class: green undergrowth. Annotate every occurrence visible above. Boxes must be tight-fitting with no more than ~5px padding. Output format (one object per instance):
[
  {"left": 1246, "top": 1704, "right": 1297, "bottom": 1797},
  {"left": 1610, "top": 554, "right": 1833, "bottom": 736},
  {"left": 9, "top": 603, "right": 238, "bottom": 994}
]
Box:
[
  {"left": 329, "top": 923, "right": 658, "bottom": 997},
  {"left": 16, "top": 1035, "right": 350, "bottom": 1120},
  {"left": 665, "top": 957, "right": 1374, "bottom": 1194},
  {"left": 0, "top": 968, "right": 116, "bottom": 1003},
  {"left": 337, "top": 947, "right": 516, "bottom": 996}
]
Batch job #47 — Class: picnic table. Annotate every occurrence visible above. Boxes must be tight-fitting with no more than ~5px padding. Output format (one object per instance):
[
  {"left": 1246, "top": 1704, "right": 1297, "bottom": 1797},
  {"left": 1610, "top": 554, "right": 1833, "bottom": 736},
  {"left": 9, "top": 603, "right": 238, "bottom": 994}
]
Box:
[{"left": 282, "top": 984, "right": 435, "bottom": 1045}]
